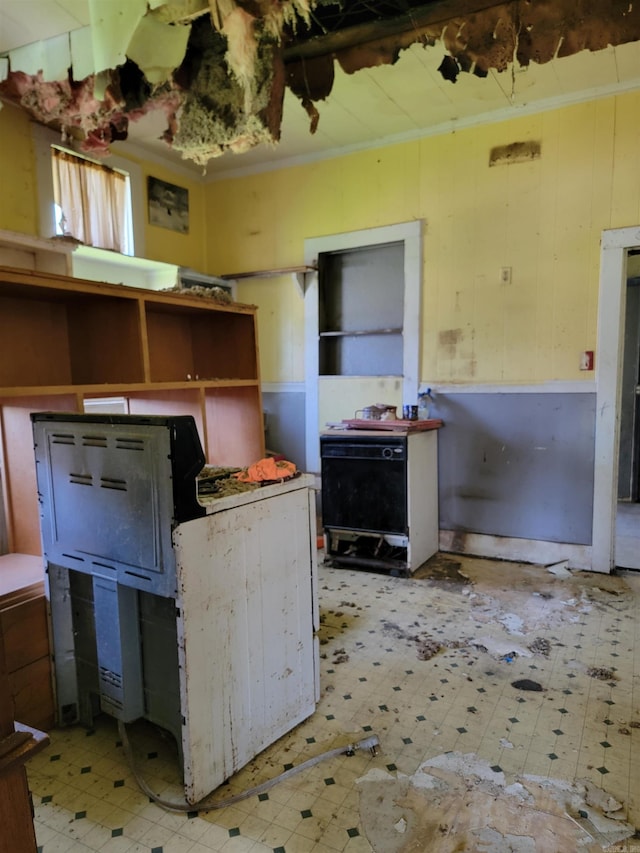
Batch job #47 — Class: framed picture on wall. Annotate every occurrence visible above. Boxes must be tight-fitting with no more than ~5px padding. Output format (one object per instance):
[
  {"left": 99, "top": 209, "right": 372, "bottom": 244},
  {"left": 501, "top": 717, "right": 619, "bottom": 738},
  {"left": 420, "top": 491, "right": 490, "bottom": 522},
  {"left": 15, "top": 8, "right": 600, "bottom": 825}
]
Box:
[{"left": 147, "top": 176, "right": 189, "bottom": 234}]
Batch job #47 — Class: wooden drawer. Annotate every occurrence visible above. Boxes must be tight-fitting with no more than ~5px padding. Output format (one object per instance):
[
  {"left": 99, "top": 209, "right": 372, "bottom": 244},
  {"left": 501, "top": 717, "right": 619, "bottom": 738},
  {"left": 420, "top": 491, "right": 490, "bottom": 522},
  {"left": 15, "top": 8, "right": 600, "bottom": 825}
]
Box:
[
  {"left": 9, "top": 656, "right": 55, "bottom": 732},
  {"left": 0, "top": 567, "right": 55, "bottom": 732},
  {"left": 0, "top": 597, "right": 49, "bottom": 674}
]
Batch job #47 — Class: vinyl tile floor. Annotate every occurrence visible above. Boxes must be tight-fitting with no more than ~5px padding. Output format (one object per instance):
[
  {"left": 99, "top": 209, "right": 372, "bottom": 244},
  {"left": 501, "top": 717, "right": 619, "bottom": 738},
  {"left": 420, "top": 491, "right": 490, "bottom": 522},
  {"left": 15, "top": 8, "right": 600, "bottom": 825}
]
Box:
[{"left": 26, "top": 554, "right": 640, "bottom": 852}]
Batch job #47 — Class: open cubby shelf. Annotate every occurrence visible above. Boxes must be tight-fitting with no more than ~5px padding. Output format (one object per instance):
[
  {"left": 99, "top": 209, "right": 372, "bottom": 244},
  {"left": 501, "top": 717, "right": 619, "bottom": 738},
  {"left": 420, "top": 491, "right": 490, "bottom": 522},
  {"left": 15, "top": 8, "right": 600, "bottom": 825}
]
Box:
[
  {"left": 0, "top": 262, "right": 265, "bottom": 735},
  {"left": 0, "top": 265, "right": 265, "bottom": 559}
]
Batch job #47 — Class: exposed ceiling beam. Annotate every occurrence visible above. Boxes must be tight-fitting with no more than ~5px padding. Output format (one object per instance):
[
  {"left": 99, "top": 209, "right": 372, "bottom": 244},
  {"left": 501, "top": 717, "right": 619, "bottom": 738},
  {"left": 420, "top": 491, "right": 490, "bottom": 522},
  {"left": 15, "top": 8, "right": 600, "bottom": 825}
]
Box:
[
  {"left": 282, "top": 0, "right": 511, "bottom": 61},
  {"left": 148, "top": 0, "right": 515, "bottom": 64}
]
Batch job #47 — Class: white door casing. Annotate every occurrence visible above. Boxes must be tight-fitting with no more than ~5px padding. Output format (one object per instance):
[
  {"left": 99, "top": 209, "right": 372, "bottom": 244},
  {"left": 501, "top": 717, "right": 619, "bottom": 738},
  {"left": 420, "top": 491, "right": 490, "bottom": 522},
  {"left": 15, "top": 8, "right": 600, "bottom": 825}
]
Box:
[{"left": 592, "top": 225, "right": 640, "bottom": 572}]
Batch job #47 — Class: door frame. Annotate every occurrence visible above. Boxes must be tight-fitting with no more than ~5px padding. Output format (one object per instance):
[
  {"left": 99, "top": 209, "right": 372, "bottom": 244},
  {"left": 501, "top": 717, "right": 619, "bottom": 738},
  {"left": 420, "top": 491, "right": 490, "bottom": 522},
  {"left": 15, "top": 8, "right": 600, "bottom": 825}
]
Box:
[
  {"left": 592, "top": 225, "right": 640, "bottom": 572},
  {"left": 303, "top": 221, "right": 423, "bottom": 474}
]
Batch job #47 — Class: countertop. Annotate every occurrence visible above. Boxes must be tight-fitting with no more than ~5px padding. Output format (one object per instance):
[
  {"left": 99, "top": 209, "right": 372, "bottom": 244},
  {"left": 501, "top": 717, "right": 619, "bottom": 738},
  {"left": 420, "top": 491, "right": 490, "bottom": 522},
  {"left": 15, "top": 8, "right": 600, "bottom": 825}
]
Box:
[{"left": 324, "top": 418, "right": 443, "bottom": 436}]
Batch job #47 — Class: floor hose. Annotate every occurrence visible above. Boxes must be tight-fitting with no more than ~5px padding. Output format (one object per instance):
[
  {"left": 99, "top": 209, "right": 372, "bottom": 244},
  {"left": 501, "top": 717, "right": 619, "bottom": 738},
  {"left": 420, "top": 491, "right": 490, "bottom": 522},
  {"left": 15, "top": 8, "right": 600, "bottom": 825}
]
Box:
[{"left": 118, "top": 720, "right": 380, "bottom": 813}]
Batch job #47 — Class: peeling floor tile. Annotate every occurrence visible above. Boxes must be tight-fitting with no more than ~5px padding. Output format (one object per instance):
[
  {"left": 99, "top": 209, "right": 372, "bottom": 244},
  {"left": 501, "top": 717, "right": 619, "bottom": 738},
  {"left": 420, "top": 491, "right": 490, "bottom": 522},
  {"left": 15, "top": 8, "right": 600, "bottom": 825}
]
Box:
[
  {"left": 27, "top": 555, "right": 640, "bottom": 852},
  {"left": 356, "top": 754, "right": 636, "bottom": 852}
]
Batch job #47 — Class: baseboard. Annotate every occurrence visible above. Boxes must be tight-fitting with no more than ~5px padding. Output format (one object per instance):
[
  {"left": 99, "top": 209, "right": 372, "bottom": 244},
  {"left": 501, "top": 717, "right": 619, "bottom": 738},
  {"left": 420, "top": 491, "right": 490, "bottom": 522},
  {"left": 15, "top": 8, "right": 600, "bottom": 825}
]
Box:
[{"left": 439, "top": 529, "right": 598, "bottom": 572}]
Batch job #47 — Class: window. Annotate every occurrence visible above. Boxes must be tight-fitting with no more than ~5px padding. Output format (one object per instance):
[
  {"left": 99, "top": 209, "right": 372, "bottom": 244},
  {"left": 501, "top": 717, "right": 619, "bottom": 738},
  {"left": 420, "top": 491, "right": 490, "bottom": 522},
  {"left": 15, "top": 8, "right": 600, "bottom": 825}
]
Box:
[{"left": 52, "top": 146, "right": 134, "bottom": 255}]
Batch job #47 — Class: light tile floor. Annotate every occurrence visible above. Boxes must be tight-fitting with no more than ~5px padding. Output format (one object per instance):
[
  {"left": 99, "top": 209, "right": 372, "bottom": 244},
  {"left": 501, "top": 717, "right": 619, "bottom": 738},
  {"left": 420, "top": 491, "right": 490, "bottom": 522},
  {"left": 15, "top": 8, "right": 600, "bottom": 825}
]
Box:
[{"left": 26, "top": 555, "right": 640, "bottom": 852}]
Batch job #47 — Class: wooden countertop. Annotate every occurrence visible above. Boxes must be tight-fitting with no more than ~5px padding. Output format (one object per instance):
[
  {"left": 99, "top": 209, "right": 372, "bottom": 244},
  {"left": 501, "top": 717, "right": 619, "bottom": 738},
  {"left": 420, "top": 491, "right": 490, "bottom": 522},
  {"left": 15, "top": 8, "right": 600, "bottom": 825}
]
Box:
[
  {"left": 0, "top": 555, "right": 45, "bottom": 609},
  {"left": 0, "top": 723, "right": 49, "bottom": 775},
  {"left": 324, "top": 418, "right": 443, "bottom": 434}
]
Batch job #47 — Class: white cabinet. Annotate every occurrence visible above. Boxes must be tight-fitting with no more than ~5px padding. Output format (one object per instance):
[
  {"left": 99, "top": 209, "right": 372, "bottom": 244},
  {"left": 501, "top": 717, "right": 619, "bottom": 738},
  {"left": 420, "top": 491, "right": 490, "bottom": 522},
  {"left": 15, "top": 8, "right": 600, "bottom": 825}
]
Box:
[{"left": 175, "top": 476, "right": 319, "bottom": 803}]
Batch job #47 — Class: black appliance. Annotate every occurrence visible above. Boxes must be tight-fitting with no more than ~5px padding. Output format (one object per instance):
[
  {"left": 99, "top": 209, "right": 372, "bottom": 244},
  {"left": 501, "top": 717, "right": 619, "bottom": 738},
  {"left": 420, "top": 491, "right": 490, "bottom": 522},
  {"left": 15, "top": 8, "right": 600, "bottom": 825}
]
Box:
[
  {"left": 321, "top": 433, "right": 408, "bottom": 533},
  {"left": 320, "top": 428, "right": 440, "bottom": 574},
  {"left": 320, "top": 432, "right": 410, "bottom": 571}
]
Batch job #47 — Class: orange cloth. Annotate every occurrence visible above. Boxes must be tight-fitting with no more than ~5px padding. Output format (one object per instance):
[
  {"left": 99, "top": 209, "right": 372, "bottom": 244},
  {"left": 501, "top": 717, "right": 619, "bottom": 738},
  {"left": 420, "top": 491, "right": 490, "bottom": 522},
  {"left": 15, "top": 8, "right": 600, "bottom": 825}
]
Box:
[{"left": 234, "top": 457, "right": 297, "bottom": 483}]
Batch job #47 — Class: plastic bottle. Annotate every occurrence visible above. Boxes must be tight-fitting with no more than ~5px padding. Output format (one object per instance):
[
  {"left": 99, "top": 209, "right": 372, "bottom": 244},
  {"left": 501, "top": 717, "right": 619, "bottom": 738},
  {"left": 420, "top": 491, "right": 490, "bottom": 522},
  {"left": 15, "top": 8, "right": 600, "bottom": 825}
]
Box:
[{"left": 417, "top": 388, "right": 432, "bottom": 421}]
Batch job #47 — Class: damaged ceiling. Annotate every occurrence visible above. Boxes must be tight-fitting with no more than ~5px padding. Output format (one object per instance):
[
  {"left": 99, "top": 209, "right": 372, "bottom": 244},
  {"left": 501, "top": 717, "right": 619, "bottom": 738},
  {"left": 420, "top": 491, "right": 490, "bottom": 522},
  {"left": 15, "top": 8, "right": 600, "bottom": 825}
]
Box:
[{"left": 1, "top": 1, "right": 640, "bottom": 176}]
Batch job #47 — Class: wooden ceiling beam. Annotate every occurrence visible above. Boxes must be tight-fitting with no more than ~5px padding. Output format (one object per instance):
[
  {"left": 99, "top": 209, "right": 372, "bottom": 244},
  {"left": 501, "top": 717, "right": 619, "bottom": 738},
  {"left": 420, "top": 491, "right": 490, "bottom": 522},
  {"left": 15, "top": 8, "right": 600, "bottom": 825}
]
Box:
[{"left": 282, "top": 0, "right": 511, "bottom": 61}]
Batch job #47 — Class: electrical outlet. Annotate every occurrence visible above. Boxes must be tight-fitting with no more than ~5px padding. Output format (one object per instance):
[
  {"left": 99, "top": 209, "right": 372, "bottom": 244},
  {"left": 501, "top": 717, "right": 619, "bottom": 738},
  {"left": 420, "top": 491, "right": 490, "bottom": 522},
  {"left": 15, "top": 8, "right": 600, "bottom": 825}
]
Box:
[
  {"left": 500, "top": 266, "right": 512, "bottom": 284},
  {"left": 580, "top": 351, "right": 594, "bottom": 371}
]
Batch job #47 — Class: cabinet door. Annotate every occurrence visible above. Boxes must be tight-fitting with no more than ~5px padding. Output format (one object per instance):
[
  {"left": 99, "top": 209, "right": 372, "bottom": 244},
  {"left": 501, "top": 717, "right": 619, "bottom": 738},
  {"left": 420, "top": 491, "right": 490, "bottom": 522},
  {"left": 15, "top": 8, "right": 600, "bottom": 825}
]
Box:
[{"left": 173, "top": 486, "right": 317, "bottom": 804}]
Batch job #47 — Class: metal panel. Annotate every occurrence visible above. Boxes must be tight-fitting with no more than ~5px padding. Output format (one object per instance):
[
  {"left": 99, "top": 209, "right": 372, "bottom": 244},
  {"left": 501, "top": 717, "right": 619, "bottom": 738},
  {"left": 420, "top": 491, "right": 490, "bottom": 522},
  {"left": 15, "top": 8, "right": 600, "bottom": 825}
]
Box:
[
  {"left": 138, "top": 591, "right": 181, "bottom": 749},
  {"left": 406, "top": 430, "right": 439, "bottom": 568},
  {"left": 436, "top": 392, "right": 596, "bottom": 545},
  {"left": 92, "top": 577, "right": 144, "bottom": 722},
  {"left": 55, "top": 569, "right": 182, "bottom": 740},
  {"left": 32, "top": 414, "right": 203, "bottom": 597},
  {"left": 174, "top": 483, "right": 317, "bottom": 804}
]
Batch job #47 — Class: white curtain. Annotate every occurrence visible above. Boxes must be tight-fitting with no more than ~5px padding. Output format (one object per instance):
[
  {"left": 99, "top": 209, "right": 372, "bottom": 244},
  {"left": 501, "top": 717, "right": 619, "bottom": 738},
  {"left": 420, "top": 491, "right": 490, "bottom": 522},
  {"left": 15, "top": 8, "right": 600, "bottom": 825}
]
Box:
[{"left": 52, "top": 147, "right": 131, "bottom": 254}]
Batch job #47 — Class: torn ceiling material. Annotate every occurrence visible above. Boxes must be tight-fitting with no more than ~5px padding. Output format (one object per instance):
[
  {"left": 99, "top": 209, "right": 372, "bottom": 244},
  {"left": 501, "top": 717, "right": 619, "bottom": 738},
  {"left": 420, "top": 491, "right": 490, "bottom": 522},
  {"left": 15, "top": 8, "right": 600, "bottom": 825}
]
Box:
[
  {"left": 170, "top": 12, "right": 286, "bottom": 164},
  {"left": 0, "top": 0, "right": 312, "bottom": 163},
  {"left": 1, "top": 1, "right": 640, "bottom": 167}
]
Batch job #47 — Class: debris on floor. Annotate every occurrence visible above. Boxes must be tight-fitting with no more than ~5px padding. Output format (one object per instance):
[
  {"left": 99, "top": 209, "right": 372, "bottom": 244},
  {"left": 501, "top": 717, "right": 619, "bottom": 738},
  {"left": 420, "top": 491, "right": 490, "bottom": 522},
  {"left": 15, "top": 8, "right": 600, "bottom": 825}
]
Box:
[
  {"left": 28, "top": 554, "right": 640, "bottom": 852},
  {"left": 528, "top": 637, "right": 552, "bottom": 656},
  {"left": 511, "top": 679, "right": 544, "bottom": 692},
  {"left": 419, "top": 553, "right": 472, "bottom": 587},
  {"left": 416, "top": 638, "right": 444, "bottom": 661},
  {"left": 356, "top": 752, "right": 636, "bottom": 852},
  {"left": 470, "top": 636, "right": 532, "bottom": 660},
  {"left": 587, "top": 667, "right": 618, "bottom": 682},
  {"left": 546, "top": 560, "right": 572, "bottom": 578}
]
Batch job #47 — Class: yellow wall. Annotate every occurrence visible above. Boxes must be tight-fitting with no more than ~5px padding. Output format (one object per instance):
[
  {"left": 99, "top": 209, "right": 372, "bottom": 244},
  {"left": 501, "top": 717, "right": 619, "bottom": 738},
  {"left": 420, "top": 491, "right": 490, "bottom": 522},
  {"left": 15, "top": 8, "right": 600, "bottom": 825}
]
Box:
[
  {"left": 0, "top": 104, "right": 39, "bottom": 236},
  {"left": 207, "top": 90, "right": 640, "bottom": 386},
  {"left": 234, "top": 275, "right": 304, "bottom": 382},
  {"left": 128, "top": 155, "right": 208, "bottom": 272},
  {"left": 3, "top": 89, "right": 640, "bottom": 387},
  {"left": 0, "top": 106, "right": 207, "bottom": 272}
]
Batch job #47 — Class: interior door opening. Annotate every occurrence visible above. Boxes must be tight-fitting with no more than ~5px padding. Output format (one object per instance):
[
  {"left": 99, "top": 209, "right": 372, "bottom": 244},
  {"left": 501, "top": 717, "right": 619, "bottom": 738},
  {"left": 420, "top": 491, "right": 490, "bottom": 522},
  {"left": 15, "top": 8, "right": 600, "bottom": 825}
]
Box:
[{"left": 615, "top": 251, "right": 640, "bottom": 569}]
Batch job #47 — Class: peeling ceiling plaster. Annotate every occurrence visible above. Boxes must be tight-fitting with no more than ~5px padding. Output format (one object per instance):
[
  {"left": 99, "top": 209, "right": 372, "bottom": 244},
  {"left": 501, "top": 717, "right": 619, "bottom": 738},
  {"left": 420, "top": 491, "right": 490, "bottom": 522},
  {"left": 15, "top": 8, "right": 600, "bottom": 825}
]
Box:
[{"left": 1, "top": 0, "right": 640, "bottom": 168}]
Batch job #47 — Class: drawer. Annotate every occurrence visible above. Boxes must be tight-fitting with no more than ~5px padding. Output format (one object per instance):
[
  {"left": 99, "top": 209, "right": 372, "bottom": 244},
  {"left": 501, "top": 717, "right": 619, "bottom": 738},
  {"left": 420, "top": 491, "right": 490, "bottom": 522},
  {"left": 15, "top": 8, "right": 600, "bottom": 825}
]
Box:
[
  {"left": 0, "top": 597, "right": 50, "bottom": 674},
  {"left": 9, "top": 656, "right": 55, "bottom": 731}
]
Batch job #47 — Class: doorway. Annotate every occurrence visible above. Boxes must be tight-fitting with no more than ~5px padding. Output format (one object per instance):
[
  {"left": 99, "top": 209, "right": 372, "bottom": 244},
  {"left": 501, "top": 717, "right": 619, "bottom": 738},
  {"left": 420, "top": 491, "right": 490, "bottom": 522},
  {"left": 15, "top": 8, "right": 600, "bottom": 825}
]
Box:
[
  {"left": 615, "top": 254, "right": 640, "bottom": 568},
  {"left": 593, "top": 226, "right": 640, "bottom": 572}
]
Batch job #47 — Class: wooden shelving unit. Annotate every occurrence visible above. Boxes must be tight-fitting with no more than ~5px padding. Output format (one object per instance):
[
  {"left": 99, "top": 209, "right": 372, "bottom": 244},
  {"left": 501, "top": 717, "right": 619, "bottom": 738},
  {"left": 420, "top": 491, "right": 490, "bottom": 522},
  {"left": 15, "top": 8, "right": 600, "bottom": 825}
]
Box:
[
  {"left": 0, "top": 264, "right": 266, "bottom": 728},
  {"left": 0, "top": 264, "right": 265, "bottom": 557}
]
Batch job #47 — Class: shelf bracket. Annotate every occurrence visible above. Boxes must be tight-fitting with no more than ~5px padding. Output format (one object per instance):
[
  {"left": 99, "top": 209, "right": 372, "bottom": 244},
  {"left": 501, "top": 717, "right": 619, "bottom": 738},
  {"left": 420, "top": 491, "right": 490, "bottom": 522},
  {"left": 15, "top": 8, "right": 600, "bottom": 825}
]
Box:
[{"left": 294, "top": 269, "right": 315, "bottom": 296}]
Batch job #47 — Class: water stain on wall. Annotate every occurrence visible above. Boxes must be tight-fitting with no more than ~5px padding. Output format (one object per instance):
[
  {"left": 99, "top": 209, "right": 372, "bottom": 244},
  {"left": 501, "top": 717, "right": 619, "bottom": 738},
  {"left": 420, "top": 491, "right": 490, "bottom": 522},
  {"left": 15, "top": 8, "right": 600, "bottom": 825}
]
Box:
[{"left": 439, "top": 328, "right": 463, "bottom": 359}]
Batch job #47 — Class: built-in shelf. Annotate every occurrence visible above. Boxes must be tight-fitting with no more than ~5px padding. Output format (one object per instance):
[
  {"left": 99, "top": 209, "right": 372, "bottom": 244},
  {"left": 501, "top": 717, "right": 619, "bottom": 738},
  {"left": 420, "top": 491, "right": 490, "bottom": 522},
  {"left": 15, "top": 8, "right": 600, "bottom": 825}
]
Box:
[
  {"left": 0, "top": 265, "right": 265, "bottom": 558},
  {"left": 319, "top": 328, "right": 403, "bottom": 337},
  {"left": 0, "top": 262, "right": 266, "bottom": 732},
  {"left": 0, "top": 254, "right": 268, "bottom": 735}
]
